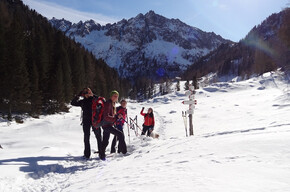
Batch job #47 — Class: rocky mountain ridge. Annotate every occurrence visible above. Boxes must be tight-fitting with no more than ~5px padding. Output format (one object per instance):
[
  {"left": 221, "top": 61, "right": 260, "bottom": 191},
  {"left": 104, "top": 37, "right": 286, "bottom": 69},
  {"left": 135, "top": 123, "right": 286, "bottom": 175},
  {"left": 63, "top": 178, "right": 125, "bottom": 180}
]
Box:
[{"left": 50, "top": 10, "right": 232, "bottom": 80}]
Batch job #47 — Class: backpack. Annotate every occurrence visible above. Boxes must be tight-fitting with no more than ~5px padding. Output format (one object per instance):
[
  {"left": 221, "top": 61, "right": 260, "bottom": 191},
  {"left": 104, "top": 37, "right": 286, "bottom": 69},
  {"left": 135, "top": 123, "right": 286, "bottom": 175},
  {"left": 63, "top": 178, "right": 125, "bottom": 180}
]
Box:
[{"left": 92, "top": 96, "right": 106, "bottom": 129}]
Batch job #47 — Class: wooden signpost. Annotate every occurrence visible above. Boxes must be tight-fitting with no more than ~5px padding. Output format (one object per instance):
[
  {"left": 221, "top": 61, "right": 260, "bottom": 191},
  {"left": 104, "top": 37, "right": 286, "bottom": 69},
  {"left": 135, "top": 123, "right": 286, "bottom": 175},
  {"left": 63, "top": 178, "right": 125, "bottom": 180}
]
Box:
[{"left": 182, "top": 85, "right": 197, "bottom": 136}]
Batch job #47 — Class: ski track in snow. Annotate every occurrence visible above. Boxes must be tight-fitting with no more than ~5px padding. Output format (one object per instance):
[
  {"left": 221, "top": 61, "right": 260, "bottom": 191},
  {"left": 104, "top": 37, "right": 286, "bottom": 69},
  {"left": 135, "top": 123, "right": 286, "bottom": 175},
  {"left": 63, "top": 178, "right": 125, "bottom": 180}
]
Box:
[{"left": 1, "top": 72, "right": 290, "bottom": 191}]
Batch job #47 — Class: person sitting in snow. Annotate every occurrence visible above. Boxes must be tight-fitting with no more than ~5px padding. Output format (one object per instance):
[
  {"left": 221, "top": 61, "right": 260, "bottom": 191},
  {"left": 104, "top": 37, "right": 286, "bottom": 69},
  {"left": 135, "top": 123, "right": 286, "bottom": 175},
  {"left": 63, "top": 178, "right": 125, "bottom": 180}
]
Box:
[
  {"left": 111, "top": 99, "right": 127, "bottom": 153},
  {"left": 140, "top": 107, "right": 155, "bottom": 137}
]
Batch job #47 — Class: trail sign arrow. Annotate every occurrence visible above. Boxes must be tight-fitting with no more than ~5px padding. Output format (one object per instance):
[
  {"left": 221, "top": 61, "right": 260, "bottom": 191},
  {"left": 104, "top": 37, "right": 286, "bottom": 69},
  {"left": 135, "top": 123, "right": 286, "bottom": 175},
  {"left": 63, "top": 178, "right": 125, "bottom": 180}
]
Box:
[{"left": 182, "top": 100, "right": 196, "bottom": 105}]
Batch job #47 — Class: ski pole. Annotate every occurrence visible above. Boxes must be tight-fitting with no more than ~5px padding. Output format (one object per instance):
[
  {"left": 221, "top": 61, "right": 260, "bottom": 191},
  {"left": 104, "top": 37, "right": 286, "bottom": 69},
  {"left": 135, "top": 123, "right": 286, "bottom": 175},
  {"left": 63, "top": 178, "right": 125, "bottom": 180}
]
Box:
[
  {"left": 129, "top": 118, "right": 138, "bottom": 136},
  {"left": 122, "top": 117, "right": 139, "bottom": 136},
  {"left": 182, "top": 111, "right": 188, "bottom": 137},
  {"left": 126, "top": 116, "right": 131, "bottom": 144},
  {"left": 129, "top": 117, "right": 143, "bottom": 133},
  {"left": 133, "top": 115, "right": 138, "bottom": 134},
  {"left": 122, "top": 117, "right": 143, "bottom": 133}
]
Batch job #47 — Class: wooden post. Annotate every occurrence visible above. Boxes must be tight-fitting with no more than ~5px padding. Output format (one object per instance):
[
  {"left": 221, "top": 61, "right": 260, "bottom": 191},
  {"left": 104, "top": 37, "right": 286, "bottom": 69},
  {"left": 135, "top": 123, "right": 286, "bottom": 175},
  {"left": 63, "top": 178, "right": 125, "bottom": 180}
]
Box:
[{"left": 189, "top": 114, "right": 194, "bottom": 136}]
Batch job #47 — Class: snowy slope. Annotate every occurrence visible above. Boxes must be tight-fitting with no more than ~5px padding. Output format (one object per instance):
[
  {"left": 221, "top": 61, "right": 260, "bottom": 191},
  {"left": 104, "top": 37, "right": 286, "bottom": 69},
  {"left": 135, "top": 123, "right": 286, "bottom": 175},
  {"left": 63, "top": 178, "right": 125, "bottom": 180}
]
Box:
[{"left": 1, "top": 71, "right": 290, "bottom": 192}]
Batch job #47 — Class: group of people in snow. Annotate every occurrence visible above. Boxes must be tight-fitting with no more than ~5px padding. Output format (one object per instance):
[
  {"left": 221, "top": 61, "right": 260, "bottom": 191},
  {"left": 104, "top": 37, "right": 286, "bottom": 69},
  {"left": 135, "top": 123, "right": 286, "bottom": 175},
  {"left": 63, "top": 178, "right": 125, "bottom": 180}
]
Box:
[{"left": 71, "top": 88, "right": 155, "bottom": 160}]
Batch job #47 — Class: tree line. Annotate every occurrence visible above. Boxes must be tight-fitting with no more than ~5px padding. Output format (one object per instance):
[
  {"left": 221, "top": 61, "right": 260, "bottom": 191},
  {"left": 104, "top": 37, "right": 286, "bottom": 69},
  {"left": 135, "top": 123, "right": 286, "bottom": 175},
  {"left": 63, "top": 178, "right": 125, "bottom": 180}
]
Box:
[{"left": 0, "top": 0, "right": 131, "bottom": 119}]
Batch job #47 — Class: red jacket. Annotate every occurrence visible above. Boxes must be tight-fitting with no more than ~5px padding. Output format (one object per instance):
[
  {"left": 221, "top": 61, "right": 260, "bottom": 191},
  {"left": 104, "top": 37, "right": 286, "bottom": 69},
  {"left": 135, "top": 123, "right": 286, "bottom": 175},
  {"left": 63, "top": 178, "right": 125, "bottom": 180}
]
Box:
[
  {"left": 140, "top": 109, "right": 155, "bottom": 127},
  {"left": 102, "top": 99, "right": 117, "bottom": 127},
  {"left": 116, "top": 106, "right": 127, "bottom": 126}
]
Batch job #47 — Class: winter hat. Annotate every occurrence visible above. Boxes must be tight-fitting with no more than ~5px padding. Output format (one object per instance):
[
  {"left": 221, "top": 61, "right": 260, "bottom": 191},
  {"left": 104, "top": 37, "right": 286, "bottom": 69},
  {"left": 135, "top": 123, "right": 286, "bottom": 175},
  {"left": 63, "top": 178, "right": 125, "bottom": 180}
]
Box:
[{"left": 110, "top": 90, "right": 119, "bottom": 97}]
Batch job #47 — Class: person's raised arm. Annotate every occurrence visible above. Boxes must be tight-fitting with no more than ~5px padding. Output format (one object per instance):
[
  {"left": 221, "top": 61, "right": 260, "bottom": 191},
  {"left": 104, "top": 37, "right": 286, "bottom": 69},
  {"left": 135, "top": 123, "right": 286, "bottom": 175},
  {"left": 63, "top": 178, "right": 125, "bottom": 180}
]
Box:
[
  {"left": 71, "top": 91, "right": 83, "bottom": 107},
  {"left": 140, "top": 107, "right": 145, "bottom": 116}
]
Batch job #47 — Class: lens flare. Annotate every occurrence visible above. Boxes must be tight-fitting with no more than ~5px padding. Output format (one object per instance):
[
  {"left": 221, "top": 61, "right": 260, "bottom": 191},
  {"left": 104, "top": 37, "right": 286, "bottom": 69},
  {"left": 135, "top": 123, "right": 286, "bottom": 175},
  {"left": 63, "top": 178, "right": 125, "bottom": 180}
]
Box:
[
  {"left": 167, "top": 46, "right": 179, "bottom": 63},
  {"left": 243, "top": 33, "right": 278, "bottom": 58}
]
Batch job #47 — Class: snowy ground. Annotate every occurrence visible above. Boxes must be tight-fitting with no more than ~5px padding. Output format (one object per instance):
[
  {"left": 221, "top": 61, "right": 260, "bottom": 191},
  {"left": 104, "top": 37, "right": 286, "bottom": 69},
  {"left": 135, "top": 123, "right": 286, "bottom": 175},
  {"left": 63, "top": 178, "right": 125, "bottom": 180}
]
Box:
[{"left": 1, "top": 72, "right": 290, "bottom": 192}]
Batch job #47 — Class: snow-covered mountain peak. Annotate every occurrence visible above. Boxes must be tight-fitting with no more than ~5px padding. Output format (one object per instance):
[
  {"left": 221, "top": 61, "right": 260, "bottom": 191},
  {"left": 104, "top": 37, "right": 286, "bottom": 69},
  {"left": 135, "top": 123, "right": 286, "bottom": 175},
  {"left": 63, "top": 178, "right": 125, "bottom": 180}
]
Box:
[
  {"left": 50, "top": 11, "right": 232, "bottom": 79},
  {"left": 50, "top": 17, "right": 72, "bottom": 32}
]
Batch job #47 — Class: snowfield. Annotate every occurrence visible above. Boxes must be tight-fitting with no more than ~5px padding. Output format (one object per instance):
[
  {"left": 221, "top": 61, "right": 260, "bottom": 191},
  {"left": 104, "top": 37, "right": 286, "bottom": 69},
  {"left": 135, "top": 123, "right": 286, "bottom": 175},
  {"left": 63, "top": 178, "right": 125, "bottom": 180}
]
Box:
[{"left": 1, "top": 72, "right": 290, "bottom": 192}]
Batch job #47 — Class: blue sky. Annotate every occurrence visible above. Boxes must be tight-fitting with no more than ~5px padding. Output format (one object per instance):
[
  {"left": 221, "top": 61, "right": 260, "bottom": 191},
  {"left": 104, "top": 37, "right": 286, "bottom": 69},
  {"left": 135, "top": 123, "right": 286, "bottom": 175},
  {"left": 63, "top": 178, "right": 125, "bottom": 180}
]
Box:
[{"left": 22, "top": 0, "right": 289, "bottom": 42}]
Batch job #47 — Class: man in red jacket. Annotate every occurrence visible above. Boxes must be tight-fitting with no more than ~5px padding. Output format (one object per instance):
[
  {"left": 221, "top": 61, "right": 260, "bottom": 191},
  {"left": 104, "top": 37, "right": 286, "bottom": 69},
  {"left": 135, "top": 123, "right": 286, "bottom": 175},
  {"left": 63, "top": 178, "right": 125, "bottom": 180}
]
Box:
[
  {"left": 140, "top": 107, "right": 155, "bottom": 136},
  {"left": 101, "top": 91, "right": 127, "bottom": 158}
]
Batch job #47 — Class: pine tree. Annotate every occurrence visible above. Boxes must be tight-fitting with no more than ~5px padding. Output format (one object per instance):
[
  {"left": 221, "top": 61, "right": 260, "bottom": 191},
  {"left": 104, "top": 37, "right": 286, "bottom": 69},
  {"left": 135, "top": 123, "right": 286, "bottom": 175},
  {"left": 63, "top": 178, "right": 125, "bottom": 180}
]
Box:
[
  {"left": 184, "top": 80, "right": 190, "bottom": 90},
  {"left": 24, "top": 28, "right": 42, "bottom": 116},
  {"left": 165, "top": 80, "right": 172, "bottom": 94},
  {"left": 5, "top": 18, "right": 31, "bottom": 115},
  {"left": 148, "top": 81, "right": 154, "bottom": 99},
  {"left": 54, "top": 60, "right": 66, "bottom": 111},
  {"left": 192, "top": 76, "right": 198, "bottom": 90},
  {"left": 84, "top": 54, "right": 95, "bottom": 87},
  {"left": 176, "top": 80, "right": 180, "bottom": 91},
  {"left": 129, "top": 85, "right": 138, "bottom": 100},
  {"left": 34, "top": 26, "right": 50, "bottom": 103},
  {"left": 159, "top": 83, "right": 164, "bottom": 95},
  {"left": 30, "top": 61, "right": 42, "bottom": 116},
  {"left": 47, "top": 32, "right": 66, "bottom": 112},
  {"left": 71, "top": 49, "right": 85, "bottom": 94},
  {"left": 61, "top": 51, "right": 73, "bottom": 103},
  {"left": 0, "top": 22, "right": 6, "bottom": 101}
]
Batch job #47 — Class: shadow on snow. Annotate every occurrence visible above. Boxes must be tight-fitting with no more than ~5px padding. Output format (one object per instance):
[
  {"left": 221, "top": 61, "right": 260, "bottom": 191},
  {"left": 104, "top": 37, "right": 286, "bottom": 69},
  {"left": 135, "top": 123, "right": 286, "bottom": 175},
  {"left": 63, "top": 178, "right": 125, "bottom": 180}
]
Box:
[{"left": 0, "top": 155, "right": 98, "bottom": 179}]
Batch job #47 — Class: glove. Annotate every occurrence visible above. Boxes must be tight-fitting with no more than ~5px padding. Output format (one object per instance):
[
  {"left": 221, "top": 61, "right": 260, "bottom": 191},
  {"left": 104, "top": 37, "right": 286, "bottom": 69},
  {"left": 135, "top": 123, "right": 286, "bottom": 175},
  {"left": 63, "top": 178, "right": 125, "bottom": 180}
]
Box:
[
  {"left": 115, "top": 113, "right": 123, "bottom": 119},
  {"left": 117, "top": 114, "right": 123, "bottom": 119}
]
